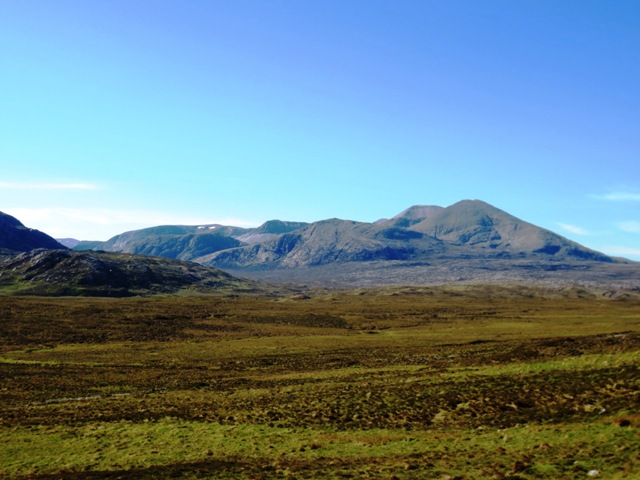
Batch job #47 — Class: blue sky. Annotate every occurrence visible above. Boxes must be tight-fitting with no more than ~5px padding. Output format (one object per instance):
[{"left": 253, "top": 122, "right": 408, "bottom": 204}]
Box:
[{"left": 1, "top": 1, "right": 639, "bottom": 260}]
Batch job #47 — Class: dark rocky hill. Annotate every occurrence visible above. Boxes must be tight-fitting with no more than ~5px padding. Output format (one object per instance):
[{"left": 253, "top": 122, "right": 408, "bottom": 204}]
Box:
[
  {"left": 0, "top": 249, "right": 260, "bottom": 296},
  {"left": 0, "top": 212, "right": 66, "bottom": 252}
]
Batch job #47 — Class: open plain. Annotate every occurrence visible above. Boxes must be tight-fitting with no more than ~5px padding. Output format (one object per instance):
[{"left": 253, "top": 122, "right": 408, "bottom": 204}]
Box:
[{"left": 1, "top": 285, "right": 639, "bottom": 479}]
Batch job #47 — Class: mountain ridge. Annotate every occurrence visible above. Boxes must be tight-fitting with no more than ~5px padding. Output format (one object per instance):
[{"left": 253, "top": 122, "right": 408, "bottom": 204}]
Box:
[
  {"left": 3, "top": 200, "right": 638, "bottom": 290},
  {"left": 72, "top": 200, "right": 618, "bottom": 266},
  {"left": 74, "top": 220, "right": 309, "bottom": 261},
  {"left": 198, "top": 200, "right": 616, "bottom": 270}
]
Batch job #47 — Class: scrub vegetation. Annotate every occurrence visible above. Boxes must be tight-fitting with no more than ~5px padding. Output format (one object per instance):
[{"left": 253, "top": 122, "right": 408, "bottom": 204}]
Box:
[{"left": 1, "top": 285, "right": 639, "bottom": 479}]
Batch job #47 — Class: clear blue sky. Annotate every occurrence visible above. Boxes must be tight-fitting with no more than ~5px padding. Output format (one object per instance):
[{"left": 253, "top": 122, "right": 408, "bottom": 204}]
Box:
[{"left": 1, "top": 1, "right": 639, "bottom": 260}]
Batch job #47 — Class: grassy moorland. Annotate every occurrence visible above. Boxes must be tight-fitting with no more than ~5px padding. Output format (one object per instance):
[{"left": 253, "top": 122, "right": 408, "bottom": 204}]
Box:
[{"left": 1, "top": 285, "right": 639, "bottom": 479}]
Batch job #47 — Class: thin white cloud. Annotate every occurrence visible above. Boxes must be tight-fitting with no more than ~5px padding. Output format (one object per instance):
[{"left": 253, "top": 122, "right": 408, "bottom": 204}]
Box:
[
  {"left": 558, "top": 223, "right": 590, "bottom": 235},
  {"left": 4, "top": 207, "right": 258, "bottom": 241},
  {"left": 617, "top": 221, "right": 640, "bottom": 233},
  {"left": 602, "top": 246, "right": 640, "bottom": 259},
  {"left": 593, "top": 192, "right": 640, "bottom": 201},
  {"left": 0, "top": 182, "right": 100, "bottom": 190}
]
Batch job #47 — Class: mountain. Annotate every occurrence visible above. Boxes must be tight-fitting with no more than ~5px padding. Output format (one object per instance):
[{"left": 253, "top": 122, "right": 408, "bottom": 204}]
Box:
[
  {"left": 408, "top": 200, "right": 611, "bottom": 261},
  {"left": 198, "top": 218, "right": 444, "bottom": 268},
  {"left": 0, "top": 249, "right": 260, "bottom": 296},
  {"left": 74, "top": 220, "right": 308, "bottom": 261},
  {"left": 234, "top": 220, "right": 309, "bottom": 244},
  {"left": 382, "top": 205, "right": 445, "bottom": 228},
  {"left": 191, "top": 200, "right": 640, "bottom": 288},
  {"left": 65, "top": 200, "right": 639, "bottom": 288},
  {"left": 200, "top": 200, "right": 613, "bottom": 270},
  {"left": 74, "top": 224, "right": 244, "bottom": 258},
  {"left": 0, "top": 211, "right": 66, "bottom": 252},
  {"left": 57, "top": 238, "right": 80, "bottom": 248}
]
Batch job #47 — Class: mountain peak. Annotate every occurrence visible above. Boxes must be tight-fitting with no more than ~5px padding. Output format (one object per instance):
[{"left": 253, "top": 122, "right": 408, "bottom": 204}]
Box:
[
  {"left": 393, "top": 205, "right": 445, "bottom": 220},
  {"left": 253, "top": 220, "right": 308, "bottom": 235},
  {"left": 385, "top": 205, "right": 445, "bottom": 228},
  {"left": 409, "top": 200, "right": 611, "bottom": 261}
]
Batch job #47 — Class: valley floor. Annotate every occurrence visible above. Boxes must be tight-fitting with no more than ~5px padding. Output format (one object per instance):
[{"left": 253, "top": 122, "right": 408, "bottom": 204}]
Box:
[{"left": 1, "top": 285, "right": 639, "bottom": 479}]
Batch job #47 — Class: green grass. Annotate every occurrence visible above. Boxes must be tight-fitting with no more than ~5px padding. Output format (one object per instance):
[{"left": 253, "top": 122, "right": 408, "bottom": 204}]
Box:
[
  {"left": 2, "top": 417, "right": 638, "bottom": 479},
  {"left": 0, "top": 286, "right": 639, "bottom": 478}
]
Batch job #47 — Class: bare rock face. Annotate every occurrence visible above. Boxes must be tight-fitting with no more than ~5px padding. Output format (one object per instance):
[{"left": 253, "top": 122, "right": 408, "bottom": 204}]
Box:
[{"left": 0, "top": 212, "right": 66, "bottom": 252}]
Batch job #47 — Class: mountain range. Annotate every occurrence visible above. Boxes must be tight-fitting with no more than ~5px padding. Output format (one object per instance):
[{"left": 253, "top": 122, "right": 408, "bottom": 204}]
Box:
[
  {"left": 2, "top": 201, "right": 639, "bottom": 292},
  {"left": 0, "top": 211, "right": 260, "bottom": 296},
  {"left": 72, "top": 200, "right": 614, "bottom": 267},
  {"left": 198, "top": 200, "right": 613, "bottom": 271},
  {"left": 75, "top": 220, "right": 308, "bottom": 260}
]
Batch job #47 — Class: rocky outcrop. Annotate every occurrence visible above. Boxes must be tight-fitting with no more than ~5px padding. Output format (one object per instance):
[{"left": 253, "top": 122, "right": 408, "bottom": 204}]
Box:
[{"left": 0, "top": 249, "right": 258, "bottom": 296}]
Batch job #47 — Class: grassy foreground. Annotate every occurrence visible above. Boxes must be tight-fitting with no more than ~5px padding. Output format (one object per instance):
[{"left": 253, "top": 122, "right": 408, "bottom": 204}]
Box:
[{"left": 1, "top": 285, "right": 639, "bottom": 479}]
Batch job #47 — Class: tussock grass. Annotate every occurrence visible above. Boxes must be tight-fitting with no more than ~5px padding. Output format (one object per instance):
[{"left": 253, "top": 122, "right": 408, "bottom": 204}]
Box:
[
  {"left": 2, "top": 418, "right": 638, "bottom": 479},
  {"left": 1, "top": 285, "right": 639, "bottom": 478}
]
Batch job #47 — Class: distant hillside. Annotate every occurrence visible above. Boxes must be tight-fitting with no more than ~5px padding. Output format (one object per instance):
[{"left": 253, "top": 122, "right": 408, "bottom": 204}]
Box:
[
  {"left": 0, "top": 212, "right": 66, "bottom": 252},
  {"left": 75, "top": 220, "right": 308, "bottom": 261},
  {"left": 0, "top": 249, "right": 260, "bottom": 296},
  {"left": 234, "top": 220, "right": 309, "bottom": 244},
  {"left": 56, "top": 238, "right": 80, "bottom": 248}
]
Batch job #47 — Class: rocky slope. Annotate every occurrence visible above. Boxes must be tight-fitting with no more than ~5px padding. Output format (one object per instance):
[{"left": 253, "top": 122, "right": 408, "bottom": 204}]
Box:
[
  {"left": 0, "top": 249, "right": 260, "bottom": 296},
  {"left": 0, "top": 211, "right": 66, "bottom": 252}
]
